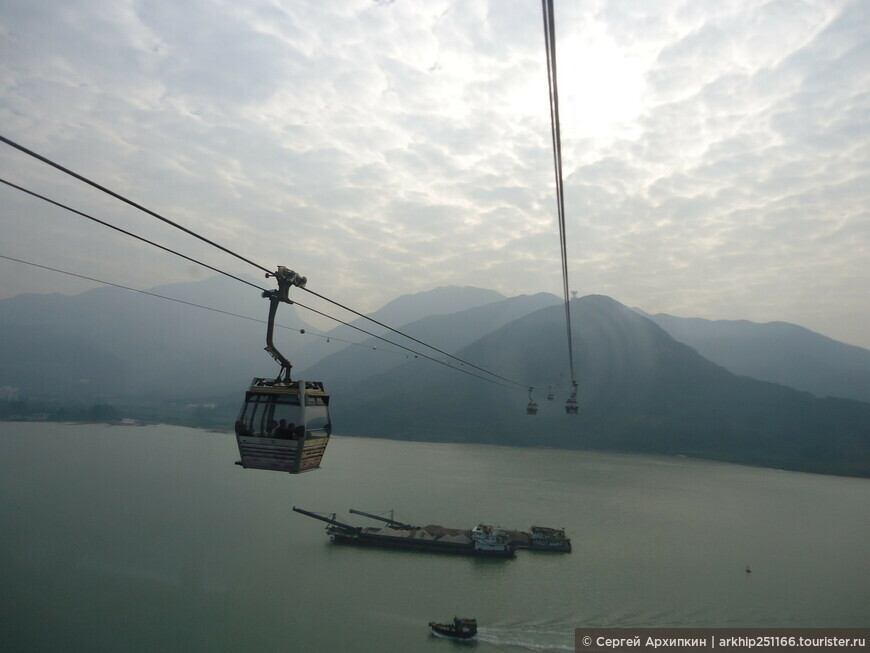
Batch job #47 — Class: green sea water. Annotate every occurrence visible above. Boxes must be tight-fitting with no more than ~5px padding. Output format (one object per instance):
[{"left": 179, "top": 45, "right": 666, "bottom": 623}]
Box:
[{"left": 1, "top": 422, "right": 868, "bottom": 651}]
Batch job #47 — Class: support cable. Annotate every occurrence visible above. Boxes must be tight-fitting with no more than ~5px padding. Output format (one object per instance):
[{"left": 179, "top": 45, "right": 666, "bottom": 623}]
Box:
[
  {"left": 0, "top": 254, "right": 413, "bottom": 358},
  {"left": 0, "top": 178, "right": 267, "bottom": 293},
  {"left": 291, "top": 296, "right": 525, "bottom": 390},
  {"left": 0, "top": 133, "right": 272, "bottom": 275},
  {"left": 0, "top": 254, "right": 273, "bottom": 324},
  {"left": 541, "top": 0, "right": 577, "bottom": 386},
  {"left": 0, "top": 254, "right": 524, "bottom": 391},
  {"left": 0, "top": 136, "right": 530, "bottom": 391},
  {"left": 301, "top": 286, "right": 527, "bottom": 390}
]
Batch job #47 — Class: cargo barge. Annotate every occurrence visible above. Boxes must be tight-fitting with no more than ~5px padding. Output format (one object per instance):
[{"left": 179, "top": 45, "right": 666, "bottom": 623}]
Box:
[
  {"left": 293, "top": 508, "right": 571, "bottom": 556},
  {"left": 293, "top": 507, "right": 515, "bottom": 557}
]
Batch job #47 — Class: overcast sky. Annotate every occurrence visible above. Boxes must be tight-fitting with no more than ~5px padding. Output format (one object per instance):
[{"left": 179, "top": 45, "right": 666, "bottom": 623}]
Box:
[{"left": 1, "top": 0, "right": 868, "bottom": 348}]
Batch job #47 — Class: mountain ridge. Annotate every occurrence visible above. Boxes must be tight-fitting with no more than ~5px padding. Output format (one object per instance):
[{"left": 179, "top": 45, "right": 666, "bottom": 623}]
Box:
[
  {"left": 321, "top": 285, "right": 506, "bottom": 349},
  {"left": 2, "top": 278, "right": 868, "bottom": 477},
  {"left": 642, "top": 311, "right": 870, "bottom": 403},
  {"left": 300, "top": 291, "right": 560, "bottom": 388},
  {"left": 334, "top": 295, "right": 870, "bottom": 477}
]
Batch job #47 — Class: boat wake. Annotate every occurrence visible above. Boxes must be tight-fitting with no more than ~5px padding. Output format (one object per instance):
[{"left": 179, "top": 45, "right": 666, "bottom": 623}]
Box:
[{"left": 475, "top": 626, "right": 574, "bottom": 651}]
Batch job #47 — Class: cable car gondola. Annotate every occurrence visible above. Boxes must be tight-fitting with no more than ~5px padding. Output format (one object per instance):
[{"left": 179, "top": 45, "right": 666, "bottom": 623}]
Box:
[
  {"left": 565, "top": 382, "right": 578, "bottom": 415},
  {"left": 526, "top": 387, "right": 538, "bottom": 415},
  {"left": 235, "top": 267, "right": 332, "bottom": 473}
]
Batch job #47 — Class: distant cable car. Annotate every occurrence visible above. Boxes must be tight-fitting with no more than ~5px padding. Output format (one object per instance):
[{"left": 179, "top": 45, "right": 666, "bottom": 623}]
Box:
[
  {"left": 565, "top": 381, "right": 578, "bottom": 415},
  {"left": 546, "top": 386, "right": 554, "bottom": 401},
  {"left": 235, "top": 267, "right": 332, "bottom": 473},
  {"left": 526, "top": 387, "right": 538, "bottom": 415}
]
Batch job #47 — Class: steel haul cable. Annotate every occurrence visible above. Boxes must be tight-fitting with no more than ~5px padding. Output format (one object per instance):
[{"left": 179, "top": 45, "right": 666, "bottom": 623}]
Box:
[
  {"left": 0, "top": 177, "right": 266, "bottom": 293},
  {"left": 541, "top": 0, "right": 577, "bottom": 389},
  {"left": 301, "top": 286, "right": 526, "bottom": 390},
  {"left": 0, "top": 134, "right": 272, "bottom": 276},
  {"left": 0, "top": 181, "right": 531, "bottom": 393},
  {"left": 0, "top": 253, "right": 525, "bottom": 390},
  {"left": 2, "top": 128, "right": 544, "bottom": 392},
  {"left": 1, "top": 134, "right": 531, "bottom": 390}
]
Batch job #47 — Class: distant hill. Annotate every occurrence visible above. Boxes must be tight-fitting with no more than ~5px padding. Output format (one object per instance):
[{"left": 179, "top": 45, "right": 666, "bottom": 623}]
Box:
[
  {"left": 333, "top": 296, "right": 870, "bottom": 478},
  {"left": 643, "top": 313, "right": 870, "bottom": 403},
  {"left": 322, "top": 286, "right": 505, "bottom": 349},
  {"left": 0, "top": 275, "right": 316, "bottom": 400},
  {"left": 300, "top": 292, "right": 560, "bottom": 389},
  {"left": 3, "top": 280, "right": 868, "bottom": 477},
  {"left": 0, "top": 281, "right": 516, "bottom": 402},
  {"left": 361, "top": 285, "right": 505, "bottom": 328}
]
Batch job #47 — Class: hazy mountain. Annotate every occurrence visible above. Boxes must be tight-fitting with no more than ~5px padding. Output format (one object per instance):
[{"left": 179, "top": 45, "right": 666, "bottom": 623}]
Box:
[
  {"left": 3, "top": 279, "right": 868, "bottom": 476},
  {"left": 0, "top": 274, "right": 316, "bottom": 399},
  {"left": 642, "top": 313, "right": 870, "bottom": 403},
  {"left": 323, "top": 285, "right": 505, "bottom": 349},
  {"left": 0, "top": 280, "right": 514, "bottom": 402},
  {"left": 300, "top": 292, "right": 561, "bottom": 389},
  {"left": 332, "top": 295, "right": 870, "bottom": 478}
]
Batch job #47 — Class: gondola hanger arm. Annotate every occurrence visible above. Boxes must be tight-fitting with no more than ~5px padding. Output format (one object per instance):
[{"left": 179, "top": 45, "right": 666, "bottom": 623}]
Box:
[{"left": 263, "top": 266, "right": 308, "bottom": 382}]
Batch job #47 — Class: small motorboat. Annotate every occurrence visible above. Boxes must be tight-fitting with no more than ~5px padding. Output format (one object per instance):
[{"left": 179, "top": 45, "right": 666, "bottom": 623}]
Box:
[{"left": 429, "top": 617, "right": 477, "bottom": 641}]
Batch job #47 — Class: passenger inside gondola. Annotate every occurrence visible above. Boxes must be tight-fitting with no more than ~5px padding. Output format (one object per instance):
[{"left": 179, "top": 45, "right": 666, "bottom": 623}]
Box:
[{"left": 274, "top": 419, "right": 294, "bottom": 438}]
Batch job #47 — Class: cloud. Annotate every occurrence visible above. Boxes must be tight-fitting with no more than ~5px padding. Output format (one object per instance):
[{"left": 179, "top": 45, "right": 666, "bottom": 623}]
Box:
[{"left": 0, "top": 0, "right": 867, "bottom": 348}]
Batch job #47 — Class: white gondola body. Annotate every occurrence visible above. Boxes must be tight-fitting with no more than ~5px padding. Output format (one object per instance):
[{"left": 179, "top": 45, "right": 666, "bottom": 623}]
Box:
[{"left": 235, "top": 378, "right": 331, "bottom": 473}]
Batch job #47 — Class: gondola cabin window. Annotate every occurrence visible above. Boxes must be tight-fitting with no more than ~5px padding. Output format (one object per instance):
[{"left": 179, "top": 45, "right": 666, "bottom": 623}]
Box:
[
  {"left": 305, "top": 395, "right": 331, "bottom": 437},
  {"left": 236, "top": 391, "right": 305, "bottom": 439}
]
